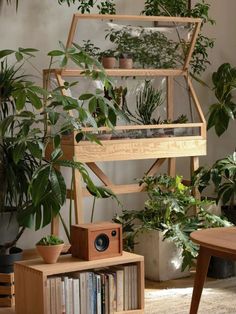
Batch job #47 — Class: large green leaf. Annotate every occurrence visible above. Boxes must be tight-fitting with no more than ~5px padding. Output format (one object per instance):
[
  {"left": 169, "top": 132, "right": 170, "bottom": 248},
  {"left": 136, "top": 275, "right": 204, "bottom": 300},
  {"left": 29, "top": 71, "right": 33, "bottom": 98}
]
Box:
[
  {"left": 27, "top": 142, "right": 43, "bottom": 159},
  {"left": 13, "top": 143, "right": 26, "bottom": 164},
  {"left": 27, "top": 90, "right": 42, "bottom": 109},
  {"left": 49, "top": 169, "right": 66, "bottom": 205},
  {"left": 16, "top": 91, "right": 26, "bottom": 111},
  {"left": 30, "top": 166, "right": 50, "bottom": 206},
  {"left": 0, "top": 49, "right": 14, "bottom": 59}
]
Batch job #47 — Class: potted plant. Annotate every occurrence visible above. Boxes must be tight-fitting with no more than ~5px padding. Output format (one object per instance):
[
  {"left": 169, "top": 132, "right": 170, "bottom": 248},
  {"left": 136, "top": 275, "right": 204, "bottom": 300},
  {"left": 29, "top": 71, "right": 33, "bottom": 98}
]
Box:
[
  {"left": 36, "top": 235, "right": 64, "bottom": 264},
  {"left": 122, "top": 80, "right": 163, "bottom": 126},
  {"left": 0, "top": 44, "right": 123, "bottom": 272},
  {"left": 118, "top": 53, "right": 133, "bottom": 69},
  {"left": 105, "top": 26, "right": 138, "bottom": 69},
  {"left": 100, "top": 49, "right": 117, "bottom": 69},
  {"left": 114, "top": 174, "right": 230, "bottom": 281},
  {"left": 193, "top": 153, "right": 236, "bottom": 278},
  {"left": 193, "top": 153, "right": 236, "bottom": 222},
  {"left": 141, "top": 0, "right": 215, "bottom": 76}
]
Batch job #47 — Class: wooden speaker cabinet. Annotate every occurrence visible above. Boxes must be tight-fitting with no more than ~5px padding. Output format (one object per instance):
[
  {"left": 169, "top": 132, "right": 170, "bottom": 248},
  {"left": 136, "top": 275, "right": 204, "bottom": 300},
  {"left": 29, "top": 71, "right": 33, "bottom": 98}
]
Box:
[{"left": 71, "top": 222, "right": 122, "bottom": 260}]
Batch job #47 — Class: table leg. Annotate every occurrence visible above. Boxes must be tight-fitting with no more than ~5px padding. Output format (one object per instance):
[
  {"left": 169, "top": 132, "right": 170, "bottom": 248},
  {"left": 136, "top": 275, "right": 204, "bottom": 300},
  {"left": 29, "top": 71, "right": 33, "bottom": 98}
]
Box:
[{"left": 189, "top": 246, "right": 211, "bottom": 314}]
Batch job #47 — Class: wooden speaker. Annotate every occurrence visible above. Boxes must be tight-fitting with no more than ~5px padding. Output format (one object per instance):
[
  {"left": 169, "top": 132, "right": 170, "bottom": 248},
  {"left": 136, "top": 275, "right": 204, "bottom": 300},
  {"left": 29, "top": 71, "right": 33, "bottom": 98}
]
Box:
[{"left": 71, "top": 222, "right": 123, "bottom": 261}]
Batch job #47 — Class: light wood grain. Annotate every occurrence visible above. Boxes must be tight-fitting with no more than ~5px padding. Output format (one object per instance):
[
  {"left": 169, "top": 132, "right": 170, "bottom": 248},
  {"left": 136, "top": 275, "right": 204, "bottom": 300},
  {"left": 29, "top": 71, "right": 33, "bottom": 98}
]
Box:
[
  {"left": 190, "top": 227, "right": 236, "bottom": 314},
  {"left": 67, "top": 138, "right": 206, "bottom": 162},
  {"left": 14, "top": 252, "right": 144, "bottom": 314}
]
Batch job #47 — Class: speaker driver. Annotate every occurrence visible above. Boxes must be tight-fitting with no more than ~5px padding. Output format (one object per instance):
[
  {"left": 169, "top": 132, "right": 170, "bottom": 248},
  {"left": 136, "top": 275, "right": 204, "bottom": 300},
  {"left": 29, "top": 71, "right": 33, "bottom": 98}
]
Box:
[{"left": 94, "top": 233, "right": 110, "bottom": 252}]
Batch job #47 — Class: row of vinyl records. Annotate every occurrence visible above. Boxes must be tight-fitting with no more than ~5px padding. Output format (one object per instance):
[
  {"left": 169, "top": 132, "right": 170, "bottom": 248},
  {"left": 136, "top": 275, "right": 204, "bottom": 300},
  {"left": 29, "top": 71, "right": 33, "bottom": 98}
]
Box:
[{"left": 46, "top": 263, "right": 138, "bottom": 314}]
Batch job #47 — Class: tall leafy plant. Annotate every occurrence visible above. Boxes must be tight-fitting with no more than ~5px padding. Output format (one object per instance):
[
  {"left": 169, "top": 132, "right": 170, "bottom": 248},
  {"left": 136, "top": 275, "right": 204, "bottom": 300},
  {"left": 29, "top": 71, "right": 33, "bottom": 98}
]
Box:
[{"left": 0, "top": 44, "right": 122, "bottom": 253}]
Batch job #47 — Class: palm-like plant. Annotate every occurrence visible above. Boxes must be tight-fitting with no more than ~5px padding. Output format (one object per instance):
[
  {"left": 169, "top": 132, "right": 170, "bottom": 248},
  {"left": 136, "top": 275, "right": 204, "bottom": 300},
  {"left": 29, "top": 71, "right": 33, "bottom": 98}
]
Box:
[{"left": 0, "top": 45, "right": 122, "bottom": 253}]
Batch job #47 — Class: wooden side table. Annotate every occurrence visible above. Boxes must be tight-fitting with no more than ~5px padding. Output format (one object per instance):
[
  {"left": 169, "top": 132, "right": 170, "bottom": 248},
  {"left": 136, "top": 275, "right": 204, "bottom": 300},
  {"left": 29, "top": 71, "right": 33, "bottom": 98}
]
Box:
[{"left": 189, "top": 227, "right": 236, "bottom": 314}]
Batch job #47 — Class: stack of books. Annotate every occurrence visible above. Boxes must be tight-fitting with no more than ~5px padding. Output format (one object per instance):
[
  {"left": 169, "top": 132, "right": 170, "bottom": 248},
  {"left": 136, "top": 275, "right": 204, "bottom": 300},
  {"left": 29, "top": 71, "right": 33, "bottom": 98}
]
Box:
[{"left": 46, "top": 264, "right": 138, "bottom": 314}]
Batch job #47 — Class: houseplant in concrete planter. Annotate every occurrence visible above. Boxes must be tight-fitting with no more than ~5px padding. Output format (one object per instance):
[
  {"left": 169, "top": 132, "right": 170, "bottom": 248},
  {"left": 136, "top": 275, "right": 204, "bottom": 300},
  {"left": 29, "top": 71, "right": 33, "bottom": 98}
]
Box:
[
  {"left": 36, "top": 235, "right": 64, "bottom": 264},
  {"left": 114, "top": 174, "right": 230, "bottom": 281}
]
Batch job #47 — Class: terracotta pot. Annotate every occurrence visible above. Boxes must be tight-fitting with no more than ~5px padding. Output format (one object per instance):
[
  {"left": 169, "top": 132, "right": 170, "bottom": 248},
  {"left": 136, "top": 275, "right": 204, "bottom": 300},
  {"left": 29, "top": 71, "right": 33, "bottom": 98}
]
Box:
[
  {"left": 119, "top": 58, "right": 133, "bottom": 69},
  {"left": 102, "top": 57, "right": 116, "bottom": 69},
  {"left": 36, "top": 243, "right": 64, "bottom": 264}
]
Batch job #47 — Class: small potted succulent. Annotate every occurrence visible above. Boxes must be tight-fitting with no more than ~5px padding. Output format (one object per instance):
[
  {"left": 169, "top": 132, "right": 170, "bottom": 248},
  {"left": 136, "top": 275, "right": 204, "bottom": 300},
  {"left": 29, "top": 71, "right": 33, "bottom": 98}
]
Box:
[
  {"left": 36, "top": 235, "right": 64, "bottom": 264},
  {"left": 100, "top": 49, "right": 117, "bottom": 69}
]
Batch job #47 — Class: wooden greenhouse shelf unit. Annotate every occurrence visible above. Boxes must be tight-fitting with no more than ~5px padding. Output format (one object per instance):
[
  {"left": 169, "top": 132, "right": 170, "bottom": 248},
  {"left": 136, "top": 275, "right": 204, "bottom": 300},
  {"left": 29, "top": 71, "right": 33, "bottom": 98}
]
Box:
[
  {"left": 44, "top": 14, "right": 206, "bottom": 230},
  {"left": 15, "top": 251, "right": 144, "bottom": 314}
]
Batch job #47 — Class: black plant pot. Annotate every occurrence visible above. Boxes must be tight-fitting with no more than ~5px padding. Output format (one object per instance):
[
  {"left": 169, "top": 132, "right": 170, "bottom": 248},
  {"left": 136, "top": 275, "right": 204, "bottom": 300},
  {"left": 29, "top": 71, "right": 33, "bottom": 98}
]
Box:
[
  {"left": 207, "top": 256, "right": 235, "bottom": 279},
  {"left": 0, "top": 247, "right": 23, "bottom": 273},
  {"left": 222, "top": 205, "right": 236, "bottom": 225}
]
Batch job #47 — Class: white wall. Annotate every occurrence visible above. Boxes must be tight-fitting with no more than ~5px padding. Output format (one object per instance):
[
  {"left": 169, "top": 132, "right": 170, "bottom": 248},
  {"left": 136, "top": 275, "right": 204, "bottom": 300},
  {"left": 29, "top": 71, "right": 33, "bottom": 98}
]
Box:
[{"left": 0, "top": 0, "right": 235, "bottom": 248}]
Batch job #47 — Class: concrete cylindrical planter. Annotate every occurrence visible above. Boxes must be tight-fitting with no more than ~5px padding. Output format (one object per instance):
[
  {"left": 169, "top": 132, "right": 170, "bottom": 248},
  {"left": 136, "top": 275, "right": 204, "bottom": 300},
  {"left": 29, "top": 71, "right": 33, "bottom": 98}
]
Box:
[
  {"left": 134, "top": 230, "right": 189, "bottom": 281},
  {"left": 102, "top": 56, "right": 116, "bottom": 69},
  {"left": 36, "top": 243, "right": 64, "bottom": 264},
  {"left": 119, "top": 58, "right": 133, "bottom": 69}
]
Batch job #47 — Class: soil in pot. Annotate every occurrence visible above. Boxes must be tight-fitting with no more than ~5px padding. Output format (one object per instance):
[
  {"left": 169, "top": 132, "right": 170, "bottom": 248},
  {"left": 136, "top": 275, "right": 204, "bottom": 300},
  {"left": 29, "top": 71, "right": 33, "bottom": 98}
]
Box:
[{"left": 0, "top": 247, "right": 23, "bottom": 273}]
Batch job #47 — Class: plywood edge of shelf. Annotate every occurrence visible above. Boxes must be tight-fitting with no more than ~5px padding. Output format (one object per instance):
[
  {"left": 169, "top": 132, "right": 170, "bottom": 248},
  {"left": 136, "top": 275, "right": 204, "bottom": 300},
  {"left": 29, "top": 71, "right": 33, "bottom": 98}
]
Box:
[
  {"left": 44, "top": 68, "right": 187, "bottom": 77},
  {"left": 15, "top": 251, "right": 144, "bottom": 275},
  {"left": 115, "top": 310, "right": 144, "bottom": 314}
]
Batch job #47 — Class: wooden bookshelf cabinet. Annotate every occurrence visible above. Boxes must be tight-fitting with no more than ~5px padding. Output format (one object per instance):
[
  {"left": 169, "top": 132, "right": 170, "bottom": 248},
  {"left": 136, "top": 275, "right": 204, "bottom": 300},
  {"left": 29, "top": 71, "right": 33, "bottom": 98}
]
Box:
[{"left": 14, "top": 251, "right": 144, "bottom": 314}]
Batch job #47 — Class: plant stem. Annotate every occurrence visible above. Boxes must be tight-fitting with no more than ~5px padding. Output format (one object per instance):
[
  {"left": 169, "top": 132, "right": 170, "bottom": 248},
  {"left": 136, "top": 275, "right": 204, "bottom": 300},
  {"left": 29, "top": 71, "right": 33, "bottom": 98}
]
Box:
[
  {"left": 59, "top": 212, "right": 71, "bottom": 243},
  {"left": 90, "top": 196, "right": 96, "bottom": 223}
]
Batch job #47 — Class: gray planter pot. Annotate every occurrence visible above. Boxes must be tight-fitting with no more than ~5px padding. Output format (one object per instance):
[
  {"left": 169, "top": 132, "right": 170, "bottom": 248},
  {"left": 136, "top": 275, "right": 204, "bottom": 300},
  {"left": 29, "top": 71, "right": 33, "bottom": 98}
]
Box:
[{"left": 0, "top": 211, "right": 19, "bottom": 246}]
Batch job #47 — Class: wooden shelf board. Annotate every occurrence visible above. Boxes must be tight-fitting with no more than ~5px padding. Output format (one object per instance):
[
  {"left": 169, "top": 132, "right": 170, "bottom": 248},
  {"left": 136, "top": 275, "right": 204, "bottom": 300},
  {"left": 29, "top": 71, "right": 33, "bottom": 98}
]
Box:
[
  {"left": 15, "top": 251, "right": 144, "bottom": 276},
  {"left": 58, "top": 137, "right": 206, "bottom": 162}
]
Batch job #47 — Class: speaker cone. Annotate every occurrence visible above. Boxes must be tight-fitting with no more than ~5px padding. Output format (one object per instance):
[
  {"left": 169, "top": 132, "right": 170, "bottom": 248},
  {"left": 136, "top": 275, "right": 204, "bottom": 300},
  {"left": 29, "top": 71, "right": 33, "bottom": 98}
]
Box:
[{"left": 94, "top": 233, "right": 110, "bottom": 252}]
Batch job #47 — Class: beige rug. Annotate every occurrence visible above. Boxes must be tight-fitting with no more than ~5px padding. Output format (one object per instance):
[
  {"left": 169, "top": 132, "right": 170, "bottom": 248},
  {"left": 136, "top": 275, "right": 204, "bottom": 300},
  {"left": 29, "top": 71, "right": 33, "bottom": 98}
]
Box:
[{"left": 145, "top": 277, "right": 236, "bottom": 313}]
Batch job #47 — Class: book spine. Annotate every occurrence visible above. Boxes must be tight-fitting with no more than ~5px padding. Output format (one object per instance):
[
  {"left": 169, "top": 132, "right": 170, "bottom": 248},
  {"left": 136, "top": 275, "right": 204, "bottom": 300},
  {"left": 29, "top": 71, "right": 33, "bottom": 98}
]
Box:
[
  {"left": 124, "top": 266, "right": 129, "bottom": 311},
  {"left": 95, "top": 274, "right": 102, "bottom": 314},
  {"left": 79, "top": 272, "right": 87, "bottom": 314},
  {"left": 108, "top": 273, "right": 115, "bottom": 314},
  {"left": 61, "top": 281, "right": 66, "bottom": 314},
  {"left": 55, "top": 277, "right": 62, "bottom": 314},
  {"left": 116, "top": 270, "right": 124, "bottom": 312},
  {"left": 72, "top": 278, "right": 80, "bottom": 314},
  {"left": 46, "top": 279, "right": 50, "bottom": 314},
  {"left": 50, "top": 278, "right": 56, "bottom": 314}
]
